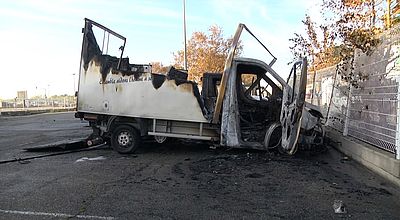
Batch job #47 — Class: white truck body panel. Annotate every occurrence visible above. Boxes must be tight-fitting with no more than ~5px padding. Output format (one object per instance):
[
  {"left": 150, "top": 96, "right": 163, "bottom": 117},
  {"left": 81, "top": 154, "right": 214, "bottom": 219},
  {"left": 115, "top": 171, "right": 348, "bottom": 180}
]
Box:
[{"left": 77, "top": 60, "right": 208, "bottom": 123}]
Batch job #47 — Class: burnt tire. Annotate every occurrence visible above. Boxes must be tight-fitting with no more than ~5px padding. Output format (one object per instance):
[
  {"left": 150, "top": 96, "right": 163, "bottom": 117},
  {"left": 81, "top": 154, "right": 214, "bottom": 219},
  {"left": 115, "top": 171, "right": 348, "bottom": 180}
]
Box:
[{"left": 111, "top": 125, "right": 140, "bottom": 154}]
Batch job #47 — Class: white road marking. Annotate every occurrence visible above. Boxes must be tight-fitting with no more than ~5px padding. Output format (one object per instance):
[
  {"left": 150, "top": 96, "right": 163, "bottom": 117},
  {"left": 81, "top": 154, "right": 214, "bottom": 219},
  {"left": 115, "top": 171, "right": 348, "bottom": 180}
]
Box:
[{"left": 0, "top": 209, "right": 115, "bottom": 220}]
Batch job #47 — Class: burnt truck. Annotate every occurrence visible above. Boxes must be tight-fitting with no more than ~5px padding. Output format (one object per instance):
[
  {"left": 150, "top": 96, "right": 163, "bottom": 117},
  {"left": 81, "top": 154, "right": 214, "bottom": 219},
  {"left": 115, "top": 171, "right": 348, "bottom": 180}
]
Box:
[{"left": 75, "top": 18, "right": 324, "bottom": 155}]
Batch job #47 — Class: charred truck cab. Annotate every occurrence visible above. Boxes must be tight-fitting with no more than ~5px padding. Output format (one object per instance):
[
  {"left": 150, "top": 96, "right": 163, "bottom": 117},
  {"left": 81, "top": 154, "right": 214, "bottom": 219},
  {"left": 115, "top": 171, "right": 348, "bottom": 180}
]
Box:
[{"left": 76, "top": 18, "right": 324, "bottom": 155}]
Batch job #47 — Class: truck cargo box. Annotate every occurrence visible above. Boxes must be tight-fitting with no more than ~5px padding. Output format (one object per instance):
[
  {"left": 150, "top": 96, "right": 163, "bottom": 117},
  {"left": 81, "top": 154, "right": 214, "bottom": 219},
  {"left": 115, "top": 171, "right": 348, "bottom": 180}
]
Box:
[{"left": 77, "top": 19, "right": 208, "bottom": 123}]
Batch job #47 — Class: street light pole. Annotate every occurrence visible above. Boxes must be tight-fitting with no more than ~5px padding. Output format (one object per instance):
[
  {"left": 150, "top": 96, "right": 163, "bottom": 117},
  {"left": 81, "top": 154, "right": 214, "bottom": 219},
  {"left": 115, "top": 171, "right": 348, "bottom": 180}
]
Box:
[
  {"left": 183, "top": 0, "right": 188, "bottom": 71},
  {"left": 73, "top": 73, "right": 76, "bottom": 94},
  {"left": 387, "top": 0, "right": 392, "bottom": 29}
]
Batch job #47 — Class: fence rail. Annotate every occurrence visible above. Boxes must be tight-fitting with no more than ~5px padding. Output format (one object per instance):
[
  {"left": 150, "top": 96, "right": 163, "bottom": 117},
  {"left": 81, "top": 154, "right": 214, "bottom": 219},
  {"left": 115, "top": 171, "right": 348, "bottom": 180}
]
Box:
[
  {"left": 0, "top": 106, "right": 76, "bottom": 112},
  {"left": 307, "top": 27, "right": 400, "bottom": 159},
  {"left": 1, "top": 97, "right": 77, "bottom": 116}
]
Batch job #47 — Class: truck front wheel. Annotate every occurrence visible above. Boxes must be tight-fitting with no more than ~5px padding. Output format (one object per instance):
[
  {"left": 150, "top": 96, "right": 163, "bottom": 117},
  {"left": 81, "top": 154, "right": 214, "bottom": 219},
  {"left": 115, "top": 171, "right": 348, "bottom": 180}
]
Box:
[{"left": 111, "top": 125, "right": 140, "bottom": 154}]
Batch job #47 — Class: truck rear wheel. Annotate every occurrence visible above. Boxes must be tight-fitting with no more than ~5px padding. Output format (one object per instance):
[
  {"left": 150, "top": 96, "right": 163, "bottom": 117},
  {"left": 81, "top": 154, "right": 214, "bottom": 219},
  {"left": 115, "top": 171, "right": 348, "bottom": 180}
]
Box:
[{"left": 111, "top": 125, "right": 140, "bottom": 154}]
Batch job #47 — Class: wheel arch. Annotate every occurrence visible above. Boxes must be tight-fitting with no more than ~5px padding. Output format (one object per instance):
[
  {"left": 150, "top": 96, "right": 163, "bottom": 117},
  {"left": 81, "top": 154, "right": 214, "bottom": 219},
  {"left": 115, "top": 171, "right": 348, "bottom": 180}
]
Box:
[{"left": 107, "top": 116, "right": 147, "bottom": 136}]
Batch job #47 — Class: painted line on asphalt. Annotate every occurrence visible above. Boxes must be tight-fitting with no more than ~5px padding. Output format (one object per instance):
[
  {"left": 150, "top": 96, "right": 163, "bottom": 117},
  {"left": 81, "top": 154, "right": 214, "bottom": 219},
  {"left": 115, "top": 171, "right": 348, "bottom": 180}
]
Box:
[{"left": 0, "top": 209, "right": 115, "bottom": 220}]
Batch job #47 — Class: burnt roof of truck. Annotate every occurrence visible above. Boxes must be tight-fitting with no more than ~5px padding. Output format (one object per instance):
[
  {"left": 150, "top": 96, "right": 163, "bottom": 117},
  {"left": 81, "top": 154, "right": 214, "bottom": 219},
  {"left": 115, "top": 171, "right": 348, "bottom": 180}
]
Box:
[{"left": 233, "top": 57, "right": 286, "bottom": 87}]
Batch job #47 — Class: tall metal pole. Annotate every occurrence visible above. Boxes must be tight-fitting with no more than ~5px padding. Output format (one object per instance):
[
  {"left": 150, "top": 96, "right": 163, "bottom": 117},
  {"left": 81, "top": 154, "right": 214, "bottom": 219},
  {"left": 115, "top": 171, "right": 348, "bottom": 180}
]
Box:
[
  {"left": 183, "top": 0, "right": 188, "bottom": 70},
  {"left": 73, "top": 73, "right": 76, "bottom": 93},
  {"left": 311, "top": 54, "right": 317, "bottom": 105},
  {"left": 387, "top": 0, "right": 391, "bottom": 29},
  {"left": 395, "top": 77, "right": 400, "bottom": 159}
]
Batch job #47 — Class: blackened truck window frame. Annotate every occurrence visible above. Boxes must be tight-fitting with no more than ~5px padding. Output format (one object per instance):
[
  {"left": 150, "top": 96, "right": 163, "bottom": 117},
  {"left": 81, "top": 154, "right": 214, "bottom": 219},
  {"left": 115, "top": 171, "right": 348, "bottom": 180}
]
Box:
[{"left": 85, "top": 18, "right": 126, "bottom": 70}]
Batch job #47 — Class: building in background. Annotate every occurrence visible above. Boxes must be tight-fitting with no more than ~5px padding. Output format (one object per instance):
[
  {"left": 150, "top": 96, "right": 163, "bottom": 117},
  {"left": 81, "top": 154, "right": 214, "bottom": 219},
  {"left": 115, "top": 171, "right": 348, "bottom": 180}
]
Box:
[{"left": 17, "top": 91, "right": 28, "bottom": 100}]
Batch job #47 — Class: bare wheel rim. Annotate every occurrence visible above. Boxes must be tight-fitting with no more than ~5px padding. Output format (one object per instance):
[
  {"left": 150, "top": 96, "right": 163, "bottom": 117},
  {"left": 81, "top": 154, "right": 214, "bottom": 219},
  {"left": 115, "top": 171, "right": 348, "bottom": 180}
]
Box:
[{"left": 117, "top": 131, "right": 132, "bottom": 147}]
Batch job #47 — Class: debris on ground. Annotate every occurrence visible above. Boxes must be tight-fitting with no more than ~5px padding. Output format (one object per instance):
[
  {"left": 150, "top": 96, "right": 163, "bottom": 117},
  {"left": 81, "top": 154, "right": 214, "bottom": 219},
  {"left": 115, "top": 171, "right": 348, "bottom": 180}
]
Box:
[
  {"left": 209, "top": 145, "right": 217, "bottom": 150},
  {"left": 333, "top": 200, "right": 347, "bottom": 214},
  {"left": 340, "top": 156, "right": 350, "bottom": 163},
  {"left": 75, "top": 156, "right": 106, "bottom": 163},
  {"left": 24, "top": 139, "right": 87, "bottom": 152}
]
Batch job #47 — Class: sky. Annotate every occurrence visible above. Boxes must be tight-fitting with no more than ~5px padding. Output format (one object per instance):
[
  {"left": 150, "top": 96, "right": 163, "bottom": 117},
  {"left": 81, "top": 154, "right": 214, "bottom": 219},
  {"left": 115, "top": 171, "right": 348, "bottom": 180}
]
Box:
[{"left": 0, "top": 0, "right": 320, "bottom": 99}]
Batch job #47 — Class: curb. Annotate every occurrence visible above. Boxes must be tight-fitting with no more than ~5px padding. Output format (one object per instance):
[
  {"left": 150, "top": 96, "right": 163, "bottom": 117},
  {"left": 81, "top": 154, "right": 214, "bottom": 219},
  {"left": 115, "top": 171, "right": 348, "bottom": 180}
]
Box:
[
  {"left": 0, "top": 108, "right": 75, "bottom": 116},
  {"left": 326, "top": 127, "right": 400, "bottom": 188}
]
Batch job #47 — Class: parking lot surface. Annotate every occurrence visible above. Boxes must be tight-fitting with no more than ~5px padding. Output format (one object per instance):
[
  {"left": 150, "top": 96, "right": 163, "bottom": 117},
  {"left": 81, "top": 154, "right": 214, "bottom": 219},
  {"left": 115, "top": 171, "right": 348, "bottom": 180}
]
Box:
[{"left": 0, "top": 112, "right": 399, "bottom": 219}]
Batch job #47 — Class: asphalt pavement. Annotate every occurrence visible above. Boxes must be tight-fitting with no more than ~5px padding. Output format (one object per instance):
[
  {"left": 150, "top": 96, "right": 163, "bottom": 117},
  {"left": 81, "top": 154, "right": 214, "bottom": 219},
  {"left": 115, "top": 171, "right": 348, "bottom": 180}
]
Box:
[{"left": 0, "top": 112, "right": 399, "bottom": 219}]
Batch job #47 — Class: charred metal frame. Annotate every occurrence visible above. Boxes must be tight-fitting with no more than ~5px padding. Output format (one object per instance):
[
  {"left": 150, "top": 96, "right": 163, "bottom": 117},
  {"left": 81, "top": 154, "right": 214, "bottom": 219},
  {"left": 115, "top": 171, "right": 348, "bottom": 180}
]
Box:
[
  {"left": 212, "top": 24, "right": 279, "bottom": 124},
  {"left": 76, "top": 19, "right": 322, "bottom": 154},
  {"left": 84, "top": 18, "right": 126, "bottom": 69},
  {"left": 280, "top": 58, "right": 308, "bottom": 154},
  {"left": 148, "top": 118, "right": 218, "bottom": 141}
]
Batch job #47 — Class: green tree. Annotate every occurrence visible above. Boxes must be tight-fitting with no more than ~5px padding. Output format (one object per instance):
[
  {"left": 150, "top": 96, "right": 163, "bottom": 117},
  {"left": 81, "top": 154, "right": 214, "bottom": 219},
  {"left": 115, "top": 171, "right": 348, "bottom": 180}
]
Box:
[{"left": 174, "top": 25, "right": 243, "bottom": 83}]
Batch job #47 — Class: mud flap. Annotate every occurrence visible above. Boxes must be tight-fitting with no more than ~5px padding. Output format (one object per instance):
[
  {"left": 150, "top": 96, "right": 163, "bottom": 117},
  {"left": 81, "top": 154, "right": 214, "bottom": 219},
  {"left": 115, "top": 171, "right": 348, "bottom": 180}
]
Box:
[{"left": 280, "top": 58, "right": 307, "bottom": 155}]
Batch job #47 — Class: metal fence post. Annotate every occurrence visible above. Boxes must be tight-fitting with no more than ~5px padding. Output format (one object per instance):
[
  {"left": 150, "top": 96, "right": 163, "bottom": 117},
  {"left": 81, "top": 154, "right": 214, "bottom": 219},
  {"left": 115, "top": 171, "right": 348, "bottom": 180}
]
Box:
[
  {"left": 343, "top": 85, "right": 352, "bottom": 136},
  {"left": 396, "top": 78, "right": 400, "bottom": 159}
]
